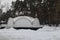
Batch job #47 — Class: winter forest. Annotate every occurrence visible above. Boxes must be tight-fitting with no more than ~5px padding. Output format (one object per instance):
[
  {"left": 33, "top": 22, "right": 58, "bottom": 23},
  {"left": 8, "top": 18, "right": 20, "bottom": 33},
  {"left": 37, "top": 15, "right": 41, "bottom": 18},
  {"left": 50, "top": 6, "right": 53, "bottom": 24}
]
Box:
[
  {"left": 0, "top": 0, "right": 60, "bottom": 40},
  {"left": 0, "top": 0, "right": 59, "bottom": 26}
]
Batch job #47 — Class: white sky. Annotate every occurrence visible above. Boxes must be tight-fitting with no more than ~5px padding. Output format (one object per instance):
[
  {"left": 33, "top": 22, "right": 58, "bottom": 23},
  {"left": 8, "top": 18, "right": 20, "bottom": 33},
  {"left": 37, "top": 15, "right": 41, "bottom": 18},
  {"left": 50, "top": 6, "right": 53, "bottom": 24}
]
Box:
[{"left": 0, "top": 0, "right": 16, "bottom": 13}]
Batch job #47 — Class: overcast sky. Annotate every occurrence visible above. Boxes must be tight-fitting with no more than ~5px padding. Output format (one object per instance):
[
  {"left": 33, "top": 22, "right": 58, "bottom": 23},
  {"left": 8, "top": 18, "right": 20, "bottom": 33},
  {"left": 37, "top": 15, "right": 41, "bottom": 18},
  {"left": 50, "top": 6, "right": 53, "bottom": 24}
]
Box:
[{"left": 0, "top": 0, "right": 16, "bottom": 13}]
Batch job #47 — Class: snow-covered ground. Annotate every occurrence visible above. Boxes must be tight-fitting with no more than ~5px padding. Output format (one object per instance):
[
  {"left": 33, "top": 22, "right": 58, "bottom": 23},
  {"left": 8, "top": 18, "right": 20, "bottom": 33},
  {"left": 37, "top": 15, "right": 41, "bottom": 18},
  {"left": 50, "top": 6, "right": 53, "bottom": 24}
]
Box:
[{"left": 0, "top": 25, "right": 60, "bottom": 40}]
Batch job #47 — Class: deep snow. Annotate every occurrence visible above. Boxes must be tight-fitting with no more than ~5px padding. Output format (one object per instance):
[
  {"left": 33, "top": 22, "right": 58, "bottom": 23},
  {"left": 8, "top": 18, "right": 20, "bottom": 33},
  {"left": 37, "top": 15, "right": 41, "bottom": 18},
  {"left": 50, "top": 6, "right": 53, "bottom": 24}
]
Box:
[{"left": 0, "top": 25, "right": 60, "bottom": 40}]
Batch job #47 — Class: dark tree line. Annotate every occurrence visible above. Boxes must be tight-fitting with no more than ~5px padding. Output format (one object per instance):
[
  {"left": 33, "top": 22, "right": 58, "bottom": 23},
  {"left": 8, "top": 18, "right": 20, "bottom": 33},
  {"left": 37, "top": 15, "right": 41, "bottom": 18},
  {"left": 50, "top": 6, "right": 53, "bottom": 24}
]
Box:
[{"left": 0, "top": 0, "right": 57, "bottom": 26}]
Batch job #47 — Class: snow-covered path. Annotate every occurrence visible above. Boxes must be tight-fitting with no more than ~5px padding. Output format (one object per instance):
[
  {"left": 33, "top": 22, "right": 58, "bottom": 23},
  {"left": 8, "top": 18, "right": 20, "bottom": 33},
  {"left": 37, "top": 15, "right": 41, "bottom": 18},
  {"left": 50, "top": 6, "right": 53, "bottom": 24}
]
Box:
[{"left": 0, "top": 26, "right": 60, "bottom": 40}]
